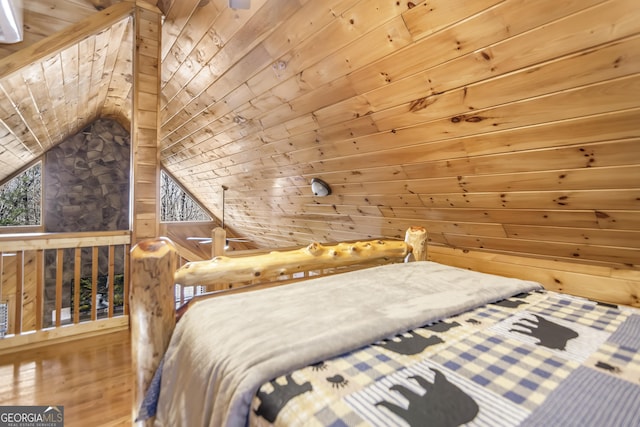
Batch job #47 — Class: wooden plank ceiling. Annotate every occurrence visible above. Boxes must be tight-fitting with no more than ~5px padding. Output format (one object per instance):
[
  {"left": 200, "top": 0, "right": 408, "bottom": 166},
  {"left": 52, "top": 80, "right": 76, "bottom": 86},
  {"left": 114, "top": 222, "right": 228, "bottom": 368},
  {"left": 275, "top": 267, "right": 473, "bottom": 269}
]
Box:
[
  {"left": 1, "top": 0, "right": 639, "bottom": 269},
  {"left": 0, "top": 1, "right": 134, "bottom": 178}
]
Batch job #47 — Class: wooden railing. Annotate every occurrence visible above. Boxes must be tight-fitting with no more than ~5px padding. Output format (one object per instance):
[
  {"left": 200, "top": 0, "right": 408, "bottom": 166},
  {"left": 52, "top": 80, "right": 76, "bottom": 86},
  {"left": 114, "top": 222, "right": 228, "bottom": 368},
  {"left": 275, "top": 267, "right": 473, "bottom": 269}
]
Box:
[{"left": 0, "top": 231, "right": 131, "bottom": 353}]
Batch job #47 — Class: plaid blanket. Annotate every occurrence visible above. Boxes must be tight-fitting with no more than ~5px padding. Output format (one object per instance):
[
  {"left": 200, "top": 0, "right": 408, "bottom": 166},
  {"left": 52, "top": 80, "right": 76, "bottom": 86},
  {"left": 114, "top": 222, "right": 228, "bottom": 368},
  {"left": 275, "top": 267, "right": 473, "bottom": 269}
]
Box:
[{"left": 249, "top": 290, "right": 640, "bottom": 426}]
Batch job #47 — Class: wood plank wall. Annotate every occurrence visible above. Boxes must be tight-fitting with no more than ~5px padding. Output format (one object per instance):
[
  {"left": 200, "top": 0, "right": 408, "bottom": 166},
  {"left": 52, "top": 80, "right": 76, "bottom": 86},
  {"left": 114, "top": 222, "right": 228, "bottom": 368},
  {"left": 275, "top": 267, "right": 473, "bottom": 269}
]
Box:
[
  {"left": 156, "top": 0, "right": 640, "bottom": 274},
  {"left": 131, "top": 1, "right": 163, "bottom": 243},
  {"left": 429, "top": 246, "right": 640, "bottom": 308}
]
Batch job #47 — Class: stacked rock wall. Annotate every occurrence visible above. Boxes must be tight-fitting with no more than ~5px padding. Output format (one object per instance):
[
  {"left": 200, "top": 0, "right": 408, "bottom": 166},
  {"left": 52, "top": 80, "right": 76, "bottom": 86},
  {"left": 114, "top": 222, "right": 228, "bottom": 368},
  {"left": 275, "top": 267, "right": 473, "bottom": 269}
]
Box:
[{"left": 45, "top": 119, "right": 130, "bottom": 232}]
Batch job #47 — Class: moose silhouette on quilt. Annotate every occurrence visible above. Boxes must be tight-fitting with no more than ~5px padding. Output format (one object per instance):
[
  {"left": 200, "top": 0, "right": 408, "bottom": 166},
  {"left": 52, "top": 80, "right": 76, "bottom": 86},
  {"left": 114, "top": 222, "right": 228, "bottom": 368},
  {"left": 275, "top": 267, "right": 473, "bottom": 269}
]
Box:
[
  {"left": 376, "top": 368, "right": 479, "bottom": 427},
  {"left": 509, "top": 313, "right": 579, "bottom": 351},
  {"left": 254, "top": 374, "right": 312, "bottom": 422}
]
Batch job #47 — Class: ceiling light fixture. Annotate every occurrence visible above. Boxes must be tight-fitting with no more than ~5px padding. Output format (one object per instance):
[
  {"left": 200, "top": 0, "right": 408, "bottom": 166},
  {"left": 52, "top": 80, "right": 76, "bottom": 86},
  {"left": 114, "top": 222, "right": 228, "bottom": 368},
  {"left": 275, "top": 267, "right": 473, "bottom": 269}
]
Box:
[
  {"left": 311, "top": 178, "right": 331, "bottom": 197},
  {"left": 0, "top": 0, "right": 23, "bottom": 44}
]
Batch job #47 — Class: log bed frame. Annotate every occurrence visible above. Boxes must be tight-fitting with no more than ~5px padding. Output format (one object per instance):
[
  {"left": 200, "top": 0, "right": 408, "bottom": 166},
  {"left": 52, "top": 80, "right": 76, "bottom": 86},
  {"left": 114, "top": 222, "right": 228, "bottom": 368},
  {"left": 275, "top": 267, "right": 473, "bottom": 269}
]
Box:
[{"left": 129, "top": 226, "right": 428, "bottom": 425}]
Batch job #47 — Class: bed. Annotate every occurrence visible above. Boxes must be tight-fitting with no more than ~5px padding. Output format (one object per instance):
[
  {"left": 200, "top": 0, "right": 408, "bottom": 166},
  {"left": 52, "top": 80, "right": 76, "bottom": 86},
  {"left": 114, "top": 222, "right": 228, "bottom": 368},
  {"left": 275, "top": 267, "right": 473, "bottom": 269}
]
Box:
[{"left": 129, "top": 227, "right": 640, "bottom": 426}]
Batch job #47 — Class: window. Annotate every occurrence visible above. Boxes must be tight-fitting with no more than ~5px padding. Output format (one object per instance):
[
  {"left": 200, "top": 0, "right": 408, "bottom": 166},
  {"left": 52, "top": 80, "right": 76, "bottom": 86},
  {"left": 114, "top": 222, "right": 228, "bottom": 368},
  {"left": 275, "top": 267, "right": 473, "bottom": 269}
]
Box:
[
  {"left": 160, "top": 170, "right": 212, "bottom": 222},
  {"left": 0, "top": 162, "right": 41, "bottom": 226}
]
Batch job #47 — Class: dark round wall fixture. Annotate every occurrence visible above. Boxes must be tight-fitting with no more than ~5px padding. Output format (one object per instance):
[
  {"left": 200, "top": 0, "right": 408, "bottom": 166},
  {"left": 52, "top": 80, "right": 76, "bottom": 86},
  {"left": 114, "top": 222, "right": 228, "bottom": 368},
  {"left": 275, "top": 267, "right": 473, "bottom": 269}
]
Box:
[{"left": 311, "top": 178, "right": 331, "bottom": 197}]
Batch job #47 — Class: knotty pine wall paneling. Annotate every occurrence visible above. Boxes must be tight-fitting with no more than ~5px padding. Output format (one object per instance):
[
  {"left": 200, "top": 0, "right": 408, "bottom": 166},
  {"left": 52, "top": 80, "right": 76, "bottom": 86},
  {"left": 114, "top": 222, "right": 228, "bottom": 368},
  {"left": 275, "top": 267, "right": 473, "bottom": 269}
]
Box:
[
  {"left": 156, "top": 0, "right": 640, "bottom": 274},
  {"left": 131, "top": 2, "right": 162, "bottom": 243}
]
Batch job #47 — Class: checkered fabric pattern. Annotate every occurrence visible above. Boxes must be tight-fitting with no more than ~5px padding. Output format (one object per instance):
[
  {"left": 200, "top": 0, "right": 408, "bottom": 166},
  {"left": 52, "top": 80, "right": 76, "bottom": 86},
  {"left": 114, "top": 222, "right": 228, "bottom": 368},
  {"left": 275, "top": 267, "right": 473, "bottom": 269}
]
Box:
[
  {"left": 608, "top": 313, "right": 640, "bottom": 348},
  {"left": 596, "top": 341, "right": 640, "bottom": 368},
  {"left": 430, "top": 331, "right": 577, "bottom": 411},
  {"left": 529, "top": 293, "right": 627, "bottom": 332},
  {"left": 589, "top": 339, "right": 640, "bottom": 387},
  {"left": 460, "top": 304, "right": 517, "bottom": 326},
  {"left": 330, "top": 346, "right": 405, "bottom": 384},
  {"left": 248, "top": 291, "right": 640, "bottom": 427}
]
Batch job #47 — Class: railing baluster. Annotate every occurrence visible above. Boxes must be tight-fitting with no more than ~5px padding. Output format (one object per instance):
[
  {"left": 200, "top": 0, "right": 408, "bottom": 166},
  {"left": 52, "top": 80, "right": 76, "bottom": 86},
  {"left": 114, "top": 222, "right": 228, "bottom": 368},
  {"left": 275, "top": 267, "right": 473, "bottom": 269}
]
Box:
[
  {"left": 0, "top": 251, "right": 14, "bottom": 337},
  {"left": 74, "top": 248, "right": 81, "bottom": 324},
  {"left": 55, "top": 249, "right": 63, "bottom": 328},
  {"left": 123, "top": 244, "right": 130, "bottom": 315},
  {"left": 35, "top": 249, "right": 44, "bottom": 330},
  {"left": 108, "top": 245, "right": 115, "bottom": 318},
  {"left": 91, "top": 246, "right": 98, "bottom": 321},
  {"left": 15, "top": 251, "right": 23, "bottom": 334}
]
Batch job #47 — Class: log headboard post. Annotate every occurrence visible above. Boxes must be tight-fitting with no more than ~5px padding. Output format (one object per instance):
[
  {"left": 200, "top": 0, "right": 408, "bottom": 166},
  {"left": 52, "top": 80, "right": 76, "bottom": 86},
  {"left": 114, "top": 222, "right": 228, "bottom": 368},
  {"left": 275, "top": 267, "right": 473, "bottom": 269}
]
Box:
[
  {"left": 130, "top": 238, "right": 178, "bottom": 425},
  {"left": 405, "top": 226, "right": 428, "bottom": 261}
]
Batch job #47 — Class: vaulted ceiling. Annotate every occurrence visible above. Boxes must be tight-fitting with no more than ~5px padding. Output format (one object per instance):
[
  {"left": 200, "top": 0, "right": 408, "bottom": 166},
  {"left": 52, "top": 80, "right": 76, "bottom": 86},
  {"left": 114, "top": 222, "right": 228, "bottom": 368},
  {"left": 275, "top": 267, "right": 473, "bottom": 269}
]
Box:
[
  {"left": 0, "top": 1, "right": 134, "bottom": 177},
  {"left": 0, "top": 0, "right": 639, "bottom": 269}
]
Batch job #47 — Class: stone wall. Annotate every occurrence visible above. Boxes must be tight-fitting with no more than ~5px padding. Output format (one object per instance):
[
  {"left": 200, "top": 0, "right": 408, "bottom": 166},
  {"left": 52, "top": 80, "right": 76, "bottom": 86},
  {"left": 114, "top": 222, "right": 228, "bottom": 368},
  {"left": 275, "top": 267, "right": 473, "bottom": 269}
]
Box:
[{"left": 45, "top": 118, "right": 130, "bottom": 232}]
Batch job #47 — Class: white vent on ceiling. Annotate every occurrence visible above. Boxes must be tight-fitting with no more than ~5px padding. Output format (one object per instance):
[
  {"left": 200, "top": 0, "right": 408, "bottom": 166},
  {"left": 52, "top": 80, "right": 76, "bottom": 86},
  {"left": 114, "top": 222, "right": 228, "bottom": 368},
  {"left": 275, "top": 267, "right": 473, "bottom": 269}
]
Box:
[{"left": 0, "top": 0, "right": 23, "bottom": 44}]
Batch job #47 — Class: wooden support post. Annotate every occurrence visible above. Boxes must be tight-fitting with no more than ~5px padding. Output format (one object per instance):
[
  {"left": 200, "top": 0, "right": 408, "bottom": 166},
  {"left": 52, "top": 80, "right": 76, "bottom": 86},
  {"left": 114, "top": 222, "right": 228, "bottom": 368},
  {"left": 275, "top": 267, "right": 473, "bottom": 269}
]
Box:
[
  {"left": 405, "top": 226, "right": 428, "bottom": 261},
  {"left": 130, "top": 238, "right": 178, "bottom": 426},
  {"left": 212, "top": 227, "right": 226, "bottom": 258},
  {"left": 131, "top": 1, "right": 162, "bottom": 244}
]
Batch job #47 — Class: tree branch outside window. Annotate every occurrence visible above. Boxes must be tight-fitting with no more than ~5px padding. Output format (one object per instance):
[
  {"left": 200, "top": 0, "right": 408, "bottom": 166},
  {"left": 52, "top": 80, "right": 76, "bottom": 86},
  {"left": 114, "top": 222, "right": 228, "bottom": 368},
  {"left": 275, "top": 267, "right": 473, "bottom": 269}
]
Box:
[{"left": 0, "top": 163, "right": 41, "bottom": 226}]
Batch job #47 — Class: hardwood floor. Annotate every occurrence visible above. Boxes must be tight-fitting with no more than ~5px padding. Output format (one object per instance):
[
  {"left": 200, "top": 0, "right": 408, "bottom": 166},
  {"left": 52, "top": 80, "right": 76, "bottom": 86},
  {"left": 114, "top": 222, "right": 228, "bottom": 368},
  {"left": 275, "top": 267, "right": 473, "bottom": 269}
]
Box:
[{"left": 0, "top": 331, "right": 132, "bottom": 426}]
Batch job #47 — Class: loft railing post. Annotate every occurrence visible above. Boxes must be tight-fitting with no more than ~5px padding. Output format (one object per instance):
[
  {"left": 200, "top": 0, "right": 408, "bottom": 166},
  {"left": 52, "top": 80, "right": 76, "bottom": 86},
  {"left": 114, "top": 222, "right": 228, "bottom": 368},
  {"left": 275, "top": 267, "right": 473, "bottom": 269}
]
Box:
[
  {"left": 130, "top": 237, "right": 178, "bottom": 426},
  {"left": 405, "top": 226, "right": 428, "bottom": 262}
]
